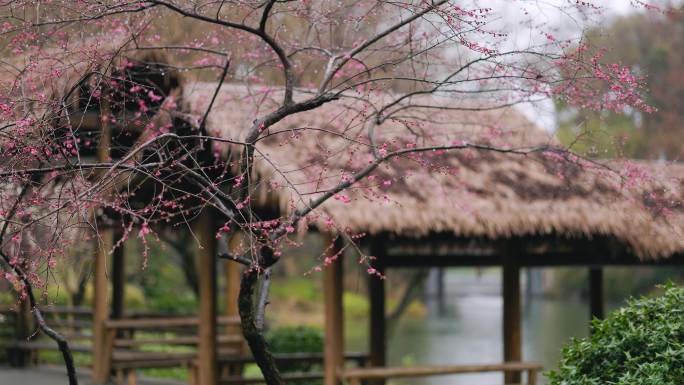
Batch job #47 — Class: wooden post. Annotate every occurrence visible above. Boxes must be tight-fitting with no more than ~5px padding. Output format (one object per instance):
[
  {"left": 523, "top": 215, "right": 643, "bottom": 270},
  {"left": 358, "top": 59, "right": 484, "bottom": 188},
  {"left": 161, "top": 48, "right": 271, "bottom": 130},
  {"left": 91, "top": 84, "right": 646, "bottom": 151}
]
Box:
[
  {"left": 436, "top": 267, "right": 446, "bottom": 316},
  {"left": 111, "top": 236, "right": 125, "bottom": 320},
  {"left": 225, "top": 232, "right": 242, "bottom": 318},
  {"left": 368, "top": 238, "right": 386, "bottom": 385},
  {"left": 368, "top": 268, "right": 386, "bottom": 385},
  {"left": 324, "top": 236, "right": 345, "bottom": 385},
  {"left": 502, "top": 262, "right": 521, "bottom": 384},
  {"left": 92, "top": 229, "right": 113, "bottom": 383},
  {"left": 92, "top": 90, "right": 114, "bottom": 383},
  {"left": 195, "top": 210, "right": 218, "bottom": 385},
  {"left": 589, "top": 268, "right": 604, "bottom": 321},
  {"left": 224, "top": 232, "right": 245, "bottom": 376},
  {"left": 10, "top": 299, "right": 32, "bottom": 367}
]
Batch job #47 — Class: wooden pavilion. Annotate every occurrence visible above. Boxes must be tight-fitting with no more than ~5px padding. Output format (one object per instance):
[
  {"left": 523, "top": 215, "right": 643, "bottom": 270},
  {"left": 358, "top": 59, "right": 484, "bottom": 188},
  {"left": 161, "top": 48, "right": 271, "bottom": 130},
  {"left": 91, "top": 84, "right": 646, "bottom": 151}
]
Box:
[
  {"left": 181, "top": 82, "right": 684, "bottom": 385},
  {"left": 5, "top": 42, "right": 684, "bottom": 385}
]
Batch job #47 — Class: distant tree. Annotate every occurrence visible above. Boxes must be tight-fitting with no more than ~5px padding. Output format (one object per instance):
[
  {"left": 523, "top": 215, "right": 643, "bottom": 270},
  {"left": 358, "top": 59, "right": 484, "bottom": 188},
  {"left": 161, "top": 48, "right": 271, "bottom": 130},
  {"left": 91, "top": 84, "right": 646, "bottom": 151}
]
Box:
[
  {"left": 557, "top": 6, "right": 684, "bottom": 160},
  {"left": 0, "top": 2, "right": 663, "bottom": 385}
]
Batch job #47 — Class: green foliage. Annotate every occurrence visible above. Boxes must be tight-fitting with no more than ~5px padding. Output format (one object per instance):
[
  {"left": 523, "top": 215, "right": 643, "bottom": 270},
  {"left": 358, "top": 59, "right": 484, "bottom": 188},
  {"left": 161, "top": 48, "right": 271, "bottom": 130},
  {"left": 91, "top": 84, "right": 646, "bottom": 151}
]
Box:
[
  {"left": 0, "top": 291, "right": 15, "bottom": 305},
  {"left": 343, "top": 292, "right": 369, "bottom": 318},
  {"left": 548, "top": 284, "right": 684, "bottom": 385},
  {"left": 267, "top": 325, "right": 323, "bottom": 378},
  {"left": 270, "top": 278, "right": 321, "bottom": 302},
  {"left": 137, "top": 257, "right": 197, "bottom": 314},
  {"left": 267, "top": 325, "right": 324, "bottom": 355},
  {"left": 555, "top": 107, "right": 646, "bottom": 159},
  {"left": 39, "top": 351, "right": 91, "bottom": 367},
  {"left": 556, "top": 12, "right": 684, "bottom": 160},
  {"left": 83, "top": 284, "right": 147, "bottom": 309}
]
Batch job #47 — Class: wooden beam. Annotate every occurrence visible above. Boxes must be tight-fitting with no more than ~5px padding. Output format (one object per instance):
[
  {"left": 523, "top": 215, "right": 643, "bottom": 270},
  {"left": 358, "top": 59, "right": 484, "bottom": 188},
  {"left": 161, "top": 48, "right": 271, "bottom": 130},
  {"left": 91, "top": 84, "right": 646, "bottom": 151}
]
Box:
[
  {"left": 195, "top": 210, "right": 218, "bottom": 385},
  {"left": 104, "top": 315, "right": 239, "bottom": 329},
  {"left": 341, "top": 361, "right": 543, "bottom": 380},
  {"left": 589, "top": 268, "right": 604, "bottom": 322},
  {"left": 92, "top": 229, "right": 113, "bottom": 383},
  {"left": 324, "top": 236, "right": 344, "bottom": 385},
  {"left": 383, "top": 251, "right": 684, "bottom": 268},
  {"left": 381, "top": 235, "right": 684, "bottom": 268},
  {"left": 502, "top": 263, "right": 521, "bottom": 384}
]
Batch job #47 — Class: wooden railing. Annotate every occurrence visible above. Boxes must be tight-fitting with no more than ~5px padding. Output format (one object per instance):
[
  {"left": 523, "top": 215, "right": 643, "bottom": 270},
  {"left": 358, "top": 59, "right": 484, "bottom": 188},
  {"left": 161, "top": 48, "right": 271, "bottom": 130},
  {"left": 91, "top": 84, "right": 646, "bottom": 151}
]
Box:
[
  {"left": 194, "top": 352, "right": 368, "bottom": 385},
  {"left": 1, "top": 307, "right": 249, "bottom": 385},
  {"left": 102, "top": 315, "right": 243, "bottom": 385},
  {"left": 340, "top": 361, "right": 543, "bottom": 385},
  {"left": 1, "top": 306, "right": 94, "bottom": 365}
]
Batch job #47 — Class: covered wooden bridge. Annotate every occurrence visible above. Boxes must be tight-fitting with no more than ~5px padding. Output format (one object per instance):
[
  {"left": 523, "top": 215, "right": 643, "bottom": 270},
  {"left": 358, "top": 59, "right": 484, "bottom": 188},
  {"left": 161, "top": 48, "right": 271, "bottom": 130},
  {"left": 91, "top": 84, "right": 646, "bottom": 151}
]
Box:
[{"left": 4, "top": 42, "right": 684, "bottom": 385}]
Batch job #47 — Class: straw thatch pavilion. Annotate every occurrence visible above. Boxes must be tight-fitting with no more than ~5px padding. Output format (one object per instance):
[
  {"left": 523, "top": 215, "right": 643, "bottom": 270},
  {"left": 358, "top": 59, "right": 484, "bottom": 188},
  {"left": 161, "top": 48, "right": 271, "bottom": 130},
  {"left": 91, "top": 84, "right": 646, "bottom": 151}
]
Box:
[
  {"left": 4, "top": 43, "right": 684, "bottom": 385},
  {"left": 181, "top": 82, "right": 684, "bottom": 385}
]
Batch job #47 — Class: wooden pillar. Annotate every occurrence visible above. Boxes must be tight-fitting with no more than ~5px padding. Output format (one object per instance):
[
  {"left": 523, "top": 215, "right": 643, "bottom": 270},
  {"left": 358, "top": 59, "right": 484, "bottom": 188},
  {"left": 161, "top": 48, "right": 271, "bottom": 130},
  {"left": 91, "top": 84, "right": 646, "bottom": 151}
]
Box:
[
  {"left": 502, "top": 262, "right": 521, "bottom": 384},
  {"left": 10, "top": 299, "right": 32, "bottom": 367},
  {"left": 368, "top": 239, "right": 386, "bottom": 376},
  {"left": 225, "top": 232, "right": 242, "bottom": 318},
  {"left": 589, "top": 268, "right": 604, "bottom": 321},
  {"left": 224, "top": 231, "right": 244, "bottom": 372},
  {"left": 368, "top": 268, "right": 386, "bottom": 385},
  {"left": 111, "top": 237, "right": 125, "bottom": 320},
  {"left": 324, "top": 236, "right": 344, "bottom": 385},
  {"left": 92, "top": 229, "right": 113, "bottom": 383},
  {"left": 436, "top": 267, "right": 446, "bottom": 316},
  {"left": 92, "top": 90, "right": 114, "bottom": 383},
  {"left": 195, "top": 210, "right": 218, "bottom": 385}
]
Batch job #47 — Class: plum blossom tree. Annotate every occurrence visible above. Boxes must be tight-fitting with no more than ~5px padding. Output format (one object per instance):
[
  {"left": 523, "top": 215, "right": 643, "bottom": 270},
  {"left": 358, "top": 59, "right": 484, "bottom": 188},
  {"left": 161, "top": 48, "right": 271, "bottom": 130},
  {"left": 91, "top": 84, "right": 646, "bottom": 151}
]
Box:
[{"left": 0, "top": 1, "right": 665, "bottom": 385}]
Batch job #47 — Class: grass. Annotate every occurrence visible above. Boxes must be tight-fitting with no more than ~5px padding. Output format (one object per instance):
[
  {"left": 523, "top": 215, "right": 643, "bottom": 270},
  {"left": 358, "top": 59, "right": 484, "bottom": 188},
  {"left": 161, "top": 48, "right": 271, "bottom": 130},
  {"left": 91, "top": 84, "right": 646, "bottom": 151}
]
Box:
[{"left": 270, "top": 277, "right": 322, "bottom": 302}]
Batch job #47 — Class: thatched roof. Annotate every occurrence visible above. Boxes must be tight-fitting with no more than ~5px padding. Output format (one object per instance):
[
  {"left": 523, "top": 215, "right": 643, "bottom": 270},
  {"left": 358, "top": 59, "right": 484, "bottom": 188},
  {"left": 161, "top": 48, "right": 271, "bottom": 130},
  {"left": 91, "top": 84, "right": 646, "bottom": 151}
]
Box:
[
  {"left": 180, "top": 82, "right": 684, "bottom": 259},
  {"left": 0, "top": 36, "right": 183, "bottom": 163},
  {"left": 0, "top": 36, "right": 181, "bottom": 122}
]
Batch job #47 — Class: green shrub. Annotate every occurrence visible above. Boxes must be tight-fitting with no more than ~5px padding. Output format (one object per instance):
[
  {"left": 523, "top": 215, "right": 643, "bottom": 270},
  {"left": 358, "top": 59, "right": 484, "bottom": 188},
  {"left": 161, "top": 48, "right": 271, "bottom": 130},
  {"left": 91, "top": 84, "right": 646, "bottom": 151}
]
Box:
[
  {"left": 267, "top": 325, "right": 323, "bottom": 355},
  {"left": 548, "top": 284, "right": 684, "bottom": 385},
  {"left": 266, "top": 325, "right": 323, "bottom": 377}
]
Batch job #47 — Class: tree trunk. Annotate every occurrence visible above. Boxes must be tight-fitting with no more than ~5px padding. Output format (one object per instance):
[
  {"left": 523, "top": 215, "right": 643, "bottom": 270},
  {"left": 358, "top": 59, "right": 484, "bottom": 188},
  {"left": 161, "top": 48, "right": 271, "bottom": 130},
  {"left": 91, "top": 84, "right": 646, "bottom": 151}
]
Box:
[{"left": 238, "top": 268, "right": 283, "bottom": 385}]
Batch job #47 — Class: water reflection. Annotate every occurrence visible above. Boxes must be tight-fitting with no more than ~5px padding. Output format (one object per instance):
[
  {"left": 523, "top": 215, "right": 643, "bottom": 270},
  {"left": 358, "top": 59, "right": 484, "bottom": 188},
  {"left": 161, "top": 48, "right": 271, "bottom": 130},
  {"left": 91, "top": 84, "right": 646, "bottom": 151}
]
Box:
[{"left": 347, "top": 269, "right": 592, "bottom": 385}]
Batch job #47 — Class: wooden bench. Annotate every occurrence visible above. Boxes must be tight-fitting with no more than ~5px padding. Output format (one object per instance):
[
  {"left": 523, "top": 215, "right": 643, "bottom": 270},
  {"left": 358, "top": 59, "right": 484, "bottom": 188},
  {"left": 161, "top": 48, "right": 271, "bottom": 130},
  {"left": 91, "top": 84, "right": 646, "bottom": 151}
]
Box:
[
  {"left": 340, "top": 361, "right": 543, "bottom": 385},
  {"left": 103, "top": 315, "right": 243, "bottom": 385}
]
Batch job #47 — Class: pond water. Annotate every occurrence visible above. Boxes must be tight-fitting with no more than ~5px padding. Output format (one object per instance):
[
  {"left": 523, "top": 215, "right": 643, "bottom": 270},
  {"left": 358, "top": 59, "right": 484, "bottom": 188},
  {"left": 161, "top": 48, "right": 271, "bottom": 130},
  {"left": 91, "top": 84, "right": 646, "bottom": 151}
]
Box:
[{"left": 346, "top": 268, "right": 601, "bottom": 385}]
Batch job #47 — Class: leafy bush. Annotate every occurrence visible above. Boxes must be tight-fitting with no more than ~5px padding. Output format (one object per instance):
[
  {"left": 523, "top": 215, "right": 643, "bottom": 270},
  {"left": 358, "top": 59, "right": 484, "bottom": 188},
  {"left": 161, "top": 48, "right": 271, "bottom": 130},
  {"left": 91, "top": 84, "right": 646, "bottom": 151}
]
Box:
[
  {"left": 267, "top": 325, "right": 323, "bottom": 355},
  {"left": 267, "top": 325, "right": 323, "bottom": 377},
  {"left": 548, "top": 284, "right": 684, "bottom": 385}
]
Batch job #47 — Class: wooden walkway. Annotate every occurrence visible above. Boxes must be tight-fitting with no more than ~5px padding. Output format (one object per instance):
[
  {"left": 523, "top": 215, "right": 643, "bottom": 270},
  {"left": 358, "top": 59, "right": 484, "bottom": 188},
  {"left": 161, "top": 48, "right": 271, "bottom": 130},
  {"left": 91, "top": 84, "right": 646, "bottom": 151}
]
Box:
[{"left": 0, "top": 366, "right": 186, "bottom": 385}]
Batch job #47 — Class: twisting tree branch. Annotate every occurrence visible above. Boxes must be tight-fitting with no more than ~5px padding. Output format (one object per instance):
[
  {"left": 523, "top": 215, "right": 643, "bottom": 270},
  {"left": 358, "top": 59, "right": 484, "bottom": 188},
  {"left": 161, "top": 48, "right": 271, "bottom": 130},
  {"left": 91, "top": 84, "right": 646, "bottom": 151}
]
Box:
[{"left": 0, "top": 251, "right": 78, "bottom": 385}]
